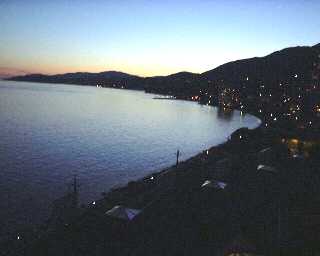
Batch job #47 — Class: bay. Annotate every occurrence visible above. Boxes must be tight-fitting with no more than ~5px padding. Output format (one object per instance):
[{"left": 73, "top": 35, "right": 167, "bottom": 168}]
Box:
[{"left": 0, "top": 80, "right": 260, "bottom": 236}]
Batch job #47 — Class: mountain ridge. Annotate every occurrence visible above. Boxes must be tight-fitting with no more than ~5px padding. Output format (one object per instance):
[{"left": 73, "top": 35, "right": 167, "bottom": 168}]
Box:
[{"left": 6, "top": 43, "right": 320, "bottom": 95}]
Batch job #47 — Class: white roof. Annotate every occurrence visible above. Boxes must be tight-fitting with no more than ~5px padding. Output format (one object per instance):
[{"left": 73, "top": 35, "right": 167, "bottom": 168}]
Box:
[
  {"left": 259, "top": 147, "right": 272, "bottom": 154},
  {"left": 105, "top": 205, "right": 141, "bottom": 221},
  {"left": 257, "top": 164, "right": 277, "bottom": 173},
  {"left": 201, "top": 180, "right": 227, "bottom": 189}
]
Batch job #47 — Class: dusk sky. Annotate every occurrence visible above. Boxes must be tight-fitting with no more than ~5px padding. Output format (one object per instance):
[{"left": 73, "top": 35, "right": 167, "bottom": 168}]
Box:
[{"left": 1, "top": 0, "right": 319, "bottom": 77}]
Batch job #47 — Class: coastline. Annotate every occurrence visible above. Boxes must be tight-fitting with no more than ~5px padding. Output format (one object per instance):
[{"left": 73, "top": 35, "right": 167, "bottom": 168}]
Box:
[
  {"left": 87, "top": 87, "right": 262, "bottom": 210},
  {"left": 1, "top": 81, "right": 261, "bottom": 243},
  {"left": 31, "top": 123, "right": 273, "bottom": 255},
  {"left": 86, "top": 121, "right": 262, "bottom": 214},
  {"left": 53, "top": 87, "right": 262, "bottom": 231},
  {"left": 8, "top": 83, "right": 320, "bottom": 254},
  {"left": 5, "top": 123, "right": 262, "bottom": 254},
  {"left": 2, "top": 80, "right": 263, "bottom": 209}
]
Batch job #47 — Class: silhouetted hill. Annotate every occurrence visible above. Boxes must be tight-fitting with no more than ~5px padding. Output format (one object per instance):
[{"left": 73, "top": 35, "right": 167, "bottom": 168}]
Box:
[
  {"left": 313, "top": 43, "right": 320, "bottom": 49},
  {"left": 201, "top": 45, "right": 320, "bottom": 92},
  {"left": 144, "top": 71, "right": 201, "bottom": 95},
  {"left": 144, "top": 43, "right": 319, "bottom": 96},
  {"left": 7, "top": 43, "right": 320, "bottom": 95},
  {"left": 166, "top": 71, "right": 199, "bottom": 79},
  {"left": 8, "top": 71, "right": 144, "bottom": 90}
]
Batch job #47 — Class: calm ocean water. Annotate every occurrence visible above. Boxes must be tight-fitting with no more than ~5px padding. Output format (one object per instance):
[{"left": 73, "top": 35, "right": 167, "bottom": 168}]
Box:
[{"left": 0, "top": 80, "right": 260, "bottom": 236}]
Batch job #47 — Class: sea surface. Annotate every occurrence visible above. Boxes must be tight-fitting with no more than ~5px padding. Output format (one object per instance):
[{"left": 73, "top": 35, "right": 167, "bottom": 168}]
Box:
[{"left": 0, "top": 80, "right": 260, "bottom": 237}]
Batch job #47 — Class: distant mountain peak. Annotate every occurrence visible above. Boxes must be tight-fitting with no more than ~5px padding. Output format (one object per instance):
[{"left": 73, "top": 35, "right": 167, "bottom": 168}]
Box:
[{"left": 167, "top": 71, "right": 199, "bottom": 78}]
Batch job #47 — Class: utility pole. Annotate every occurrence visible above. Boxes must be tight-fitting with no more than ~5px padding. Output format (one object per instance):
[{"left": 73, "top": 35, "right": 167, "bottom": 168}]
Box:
[
  {"left": 176, "top": 149, "right": 180, "bottom": 167},
  {"left": 278, "top": 194, "right": 282, "bottom": 254},
  {"left": 73, "top": 175, "right": 79, "bottom": 209},
  {"left": 73, "top": 175, "right": 78, "bottom": 194}
]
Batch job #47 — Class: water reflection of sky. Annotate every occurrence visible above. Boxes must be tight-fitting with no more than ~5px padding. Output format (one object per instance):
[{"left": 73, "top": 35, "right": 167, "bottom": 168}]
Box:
[{"left": 0, "top": 80, "right": 260, "bottom": 236}]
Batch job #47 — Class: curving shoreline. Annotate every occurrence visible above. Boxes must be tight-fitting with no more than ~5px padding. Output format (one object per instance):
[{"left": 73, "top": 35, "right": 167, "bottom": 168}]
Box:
[
  {"left": 6, "top": 115, "right": 262, "bottom": 253},
  {"left": 10, "top": 93, "right": 320, "bottom": 254},
  {"left": 90, "top": 118, "right": 262, "bottom": 213},
  {"left": 9, "top": 83, "right": 320, "bottom": 255}
]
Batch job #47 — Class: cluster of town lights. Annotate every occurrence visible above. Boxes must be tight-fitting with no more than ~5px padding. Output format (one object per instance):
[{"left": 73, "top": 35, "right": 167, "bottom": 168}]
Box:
[{"left": 189, "top": 74, "right": 319, "bottom": 131}]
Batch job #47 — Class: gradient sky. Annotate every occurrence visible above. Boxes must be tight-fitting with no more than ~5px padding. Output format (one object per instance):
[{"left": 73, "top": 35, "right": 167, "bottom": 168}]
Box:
[{"left": 0, "top": 0, "right": 319, "bottom": 77}]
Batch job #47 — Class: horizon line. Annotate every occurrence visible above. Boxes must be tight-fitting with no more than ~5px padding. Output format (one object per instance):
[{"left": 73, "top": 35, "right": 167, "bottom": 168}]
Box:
[{"left": 2, "top": 42, "right": 319, "bottom": 79}]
